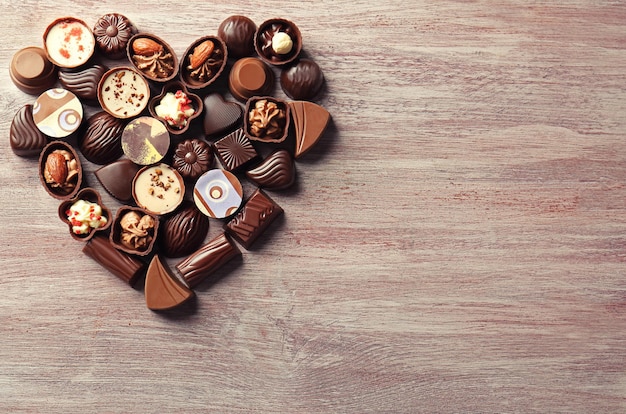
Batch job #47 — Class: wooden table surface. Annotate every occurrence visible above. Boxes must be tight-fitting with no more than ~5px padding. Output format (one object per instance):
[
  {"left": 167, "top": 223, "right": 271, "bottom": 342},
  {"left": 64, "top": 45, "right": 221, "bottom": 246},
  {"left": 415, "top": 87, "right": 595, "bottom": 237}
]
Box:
[{"left": 1, "top": 1, "right": 625, "bottom": 412}]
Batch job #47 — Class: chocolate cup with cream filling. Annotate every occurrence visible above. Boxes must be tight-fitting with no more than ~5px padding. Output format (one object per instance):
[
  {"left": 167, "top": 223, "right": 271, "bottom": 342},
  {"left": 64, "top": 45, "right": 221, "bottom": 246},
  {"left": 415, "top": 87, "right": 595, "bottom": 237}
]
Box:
[
  {"left": 110, "top": 206, "right": 159, "bottom": 256},
  {"left": 127, "top": 33, "right": 179, "bottom": 83},
  {"left": 254, "top": 18, "right": 302, "bottom": 66},
  {"left": 58, "top": 187, "right": 111, "bottom": 242},
  {"left": 148, "top": 81, "right": 203, "bottom": 136}
]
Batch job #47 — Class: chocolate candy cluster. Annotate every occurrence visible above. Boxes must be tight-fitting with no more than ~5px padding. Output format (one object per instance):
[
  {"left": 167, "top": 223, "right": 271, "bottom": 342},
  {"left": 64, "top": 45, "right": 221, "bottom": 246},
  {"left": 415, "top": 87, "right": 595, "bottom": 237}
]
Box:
[{"left": 8, "top": 14, "right": 331, "bottom": 312}]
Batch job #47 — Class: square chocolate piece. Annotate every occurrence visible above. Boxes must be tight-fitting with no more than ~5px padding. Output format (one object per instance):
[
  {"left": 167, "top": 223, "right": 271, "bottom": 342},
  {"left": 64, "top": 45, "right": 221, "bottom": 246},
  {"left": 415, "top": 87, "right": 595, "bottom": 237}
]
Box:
[
  {"left": 213, "top": 128, "right": 259, "bottom": 172},
  {"left": 224, "top": 188, "right": 283, "bottom": 249}
]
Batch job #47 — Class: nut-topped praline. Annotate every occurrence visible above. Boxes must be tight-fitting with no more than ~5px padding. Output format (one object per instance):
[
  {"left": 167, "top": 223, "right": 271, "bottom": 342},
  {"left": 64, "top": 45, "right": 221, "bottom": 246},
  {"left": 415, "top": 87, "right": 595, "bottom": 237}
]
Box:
[
  {"left": 127, "top": 33, "right": 178, "bottom": 82},
  {"left": 254, "top": 18, "right": 302, "bottom": 66},
  {"left": 180, "top": 36, "right": 227, "bottom": 90}
]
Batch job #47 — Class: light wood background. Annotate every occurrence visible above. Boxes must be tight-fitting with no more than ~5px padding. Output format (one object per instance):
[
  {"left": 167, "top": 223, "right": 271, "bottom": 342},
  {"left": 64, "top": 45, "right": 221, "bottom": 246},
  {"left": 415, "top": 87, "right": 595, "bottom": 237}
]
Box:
[{"left": 1, "top": 1, "right": 625, "bottom": 412}]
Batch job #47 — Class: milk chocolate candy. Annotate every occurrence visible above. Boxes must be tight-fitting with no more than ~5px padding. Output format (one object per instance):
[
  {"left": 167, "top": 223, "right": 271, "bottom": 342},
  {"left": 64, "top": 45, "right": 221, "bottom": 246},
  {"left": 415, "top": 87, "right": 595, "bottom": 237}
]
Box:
[
  {"left": 287, "top": 101, "right": 331, "bottom": 158},
  {"left": 33, "top": 88, "right": 83, "bottom": 139},
  {"left": 9, "top": 47, "right": 57, "bottom": 95},
  {"left": 176, "top": 233, "right": 241, "bottom": 288},
  {"left": 43, "top": 17, "right": 96, "bottom": 68},
  {"left": 145, "top": 255, "right": 194, "bottom": 311},
  {"left": 83, "top": 234, "right": 146, "bottom": 286},
  {"left": 79, "top": 111, "right": 125, "bottom": 165},
  {"left": 280, "top": 58, "right": 325, "bottom": 101},
  {"left": 228, "top": 57, "right": 274, "bottom": 102},
  {"left": 109, "top": 206, "right": 159, "bottom": 256},
  {"left": 254, "top": 18, "right": 302, "bottom": 66},
  {"left": 159, "top": 201, "right": 210, "bottom": 258},
  {"left": 246, "top": 150, "right": 296, "bottom": 190},
  {"left": 58, "top": 64, "right": 108, "bottom": 103},
  {"left": 224, "top": 188, "right": 283, "bottom": 249},
  {"left": 244, "top": 97, "right": 290, "bottom": 144},
  {"left": 128, "top": 33, "right": 178, "bottom": 82},
  {"left": 218, "top": 15, "right": 257, "bottom": 58},
  {"left": 213, "top": 128, "right": 259, "bottom": 172},
  {"left": 180, "top": 36, "right": 227, "bottom": 90},
  {"left": 202, "top": 93, "right": 243, "bottom": 138},
  {"left": 10, "top": 104, "right": 48, "bottom": 157},
  {"left": 94, "top": 159, "right": 141, "bottom": 203},
  {"left": 93, "top": 13, "right": 138, "bottom": 60}
]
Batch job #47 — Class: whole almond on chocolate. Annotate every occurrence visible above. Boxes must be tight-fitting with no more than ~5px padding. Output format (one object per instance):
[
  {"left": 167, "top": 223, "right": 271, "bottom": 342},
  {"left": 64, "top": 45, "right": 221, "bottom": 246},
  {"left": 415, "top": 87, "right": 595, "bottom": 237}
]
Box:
[
  {"left": 45, "top": 151, "right": 68, "bottom": 185},
  {"left": 188, "top": 40, "right": 214, "bottom": 70},
  {"left": 132, "top": 38, "right": 163, "bottom": 56}
]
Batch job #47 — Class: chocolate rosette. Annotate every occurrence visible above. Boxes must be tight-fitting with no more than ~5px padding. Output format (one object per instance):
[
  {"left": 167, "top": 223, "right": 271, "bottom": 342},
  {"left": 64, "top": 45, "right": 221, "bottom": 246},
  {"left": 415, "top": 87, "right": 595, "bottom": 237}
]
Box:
[
  {"left": 127, "top": 33, "right": 178, "bottom": 83},
  {"left": 172, "top": 139, "right": 214, "bottom": 181},
  {"left": 93, "top": 13, "right": 138, "bottom": 59}
]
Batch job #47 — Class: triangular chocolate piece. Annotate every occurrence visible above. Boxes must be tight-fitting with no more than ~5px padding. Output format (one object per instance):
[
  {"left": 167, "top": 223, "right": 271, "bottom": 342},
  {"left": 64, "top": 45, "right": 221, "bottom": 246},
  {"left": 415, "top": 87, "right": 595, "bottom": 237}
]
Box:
[
  {"left": 287, "top": 101, "right": 330, "bottom": 158},
  {"left": 145, "top": 255, "right": 194, "bottom": 311},
  {"left": 94, "top": 159, "right": 140, "bottom": 202}
]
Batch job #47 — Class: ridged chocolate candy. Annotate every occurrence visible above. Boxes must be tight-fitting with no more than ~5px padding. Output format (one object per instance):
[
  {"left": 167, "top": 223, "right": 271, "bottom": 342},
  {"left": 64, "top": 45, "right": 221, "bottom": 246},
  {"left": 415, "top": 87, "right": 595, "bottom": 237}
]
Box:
[
  {"left": 93, "top": 13, "right": 138, "bottom": 59},
  {"left": 79, "top": 111, "right": 126, "bottom": 165},
  {"left": 145, "top": 255, "right": 194, "bottom": 311},
  {"left": 10, "top": 104, "right": 48, "bottom": 157},
  {"left": 59, "top": 64, "right": 108, "bottom": 103},
  {"left": 246, "top": 150, "right": 296, "bottom": 190},
  {"left": 280, "top": 59, "right": 324, "bottom": 101},
  {"left": 217, "top": 15, "right": 257, "bottom": 58},
  {"left": 159, "top": 202, "right": 210, "bottom": 258}
]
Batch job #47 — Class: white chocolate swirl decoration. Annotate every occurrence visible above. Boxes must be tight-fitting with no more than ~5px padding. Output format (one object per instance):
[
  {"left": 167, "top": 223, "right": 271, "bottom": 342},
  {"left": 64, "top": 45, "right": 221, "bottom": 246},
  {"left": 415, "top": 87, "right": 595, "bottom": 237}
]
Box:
[{"left": 66, "top": 199, "right": 108, "bottom": 235}]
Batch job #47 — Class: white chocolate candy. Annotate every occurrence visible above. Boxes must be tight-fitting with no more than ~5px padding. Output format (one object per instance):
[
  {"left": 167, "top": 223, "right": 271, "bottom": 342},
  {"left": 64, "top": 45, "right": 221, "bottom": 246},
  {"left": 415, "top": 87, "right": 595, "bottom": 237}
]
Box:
[{"left": 271, "top": 32, "right": 293, "bottom": 55}]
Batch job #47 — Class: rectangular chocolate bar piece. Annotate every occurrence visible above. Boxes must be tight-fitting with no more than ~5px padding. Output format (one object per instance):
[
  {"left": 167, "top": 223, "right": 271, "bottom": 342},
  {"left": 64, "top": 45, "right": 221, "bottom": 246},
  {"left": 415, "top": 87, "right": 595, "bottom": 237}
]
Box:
[
  {"left": 175, "top": 232, "right": 241, "bottom": 288},
  {"left": 82, "top": 234, "right": 146, "bottom": 286},
  {"left": 224, "top": 188, "right": 283, "bottom": 249}
]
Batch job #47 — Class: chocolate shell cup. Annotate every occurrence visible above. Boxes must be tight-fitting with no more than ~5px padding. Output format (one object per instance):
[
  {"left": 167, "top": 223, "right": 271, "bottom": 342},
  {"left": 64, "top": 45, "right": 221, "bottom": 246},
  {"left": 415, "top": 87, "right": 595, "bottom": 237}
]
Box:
[
  {"left": 148, "top": 81, "right": 203, "bottom": 136},
  {"left": 39, "top": 140, "right": 83, "bottom": 200},
  {"left": 98, "top": 66, "right": 150, "bottom": 119},
  {"left": 127, "top": 33, "right": 178, "bottom": 83},
  {"left": 180, "top": 36, "right": 228, "bottom": 91},
  {"left": 254, "top": 18, "right": 302, "bottom": 66},
  {"left": 132, "top": 163, "right": 185, "bottom": 216},
  {"left": 228, "top": 57, "right": 274, "bottom": 102},
  {"left": 244, "top": 96, "right": 290, "bottom": 144},
  {"left": 10, "top": 47, "right": 58, "bottom": 95},
  {"left": 58, "top": 188, "right": 111, "bottom": 242},
  {"left": 43, "top": 17, "right": 95, "bottom": 69},
  {"left": 110, "top": 206, "right": 159, "bottom": 256}
]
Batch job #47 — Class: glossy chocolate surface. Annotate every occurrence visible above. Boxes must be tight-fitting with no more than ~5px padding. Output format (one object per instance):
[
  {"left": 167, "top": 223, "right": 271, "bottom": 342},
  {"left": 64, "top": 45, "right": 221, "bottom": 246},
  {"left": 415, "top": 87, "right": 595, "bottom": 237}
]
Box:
[
  {"left": 97, "top": 66, "right": 150, "bottom": 119},
  {"left": 254, "top": 18, "right": 302, "bottom": 66},
  {"left": 94, "top": 159, "right": 140, "bottom": 203},
  {"left": 145, "top": 255, "right": 194, "bottom": 311},
  {"left": 225, "top": 188, "right": 283, "bottom": 249},
  {"left": 244, "top": 97, "right": 290, "bottom": 144},
  {"left": 83, "top": 234, "right": 146, "bottom": 286},
  {"left": 172, "top": 139, "right": 213, "bottom": 181},
  {"left": 175, "top": 233, "right": 241, "bottom": 288},
  {"left": 159, "top": 202, "right": 210, "bottom": 258},
  {"left": 38, "top": 140, "right": 83, "bottom": 200},
  {"left": 128, "top": 33, "right": 178, "bottom": 82},
  {"left": 110, "top": 206, "right": 159, "bottom": 256},
  {"left": 43, "top": 17, "right": 95, "bottom": 68},
  {"left": 58, "top": 64, "right": 108, "bottom": 103},
  {"left": 280, "top": 58, "right": 324, "bottom": 101},
  {"left": 33, "top": 88, "right": 83, "bottom": 139},
  {"left": 121, "top": 116, "right": 170, "bottom": 165},
  {"left": 246, "top": 150, "right": 296, "bottom": 190},
  {"left": 202, "top": 93, "right": 243, "bottom": 138},
  {"left": 288, "top": 100, "right": 331, "bottom": 158},
  {"left": 93, "top": 13, "right": 138, "bottom": 59},
  {"left": 180, "top": 36, "right": 227, "bottom": 90},
  {"left": 10, "top": 104, "right": 48, "bottom": 157},
  {"left": 218, "top": 15, "right": 257, "bottom": 58},
  {"left": 228, "top": 57, "right": 274, "bottom": 101},
  {"left": 9, "top": 47, "right": 57, "bottom": 95},
  {"left": 213, "top": 128, "right": 259, "bottom": 172},
  {"left": 79, "top": 111, "right": 125, "bottom": 165}
]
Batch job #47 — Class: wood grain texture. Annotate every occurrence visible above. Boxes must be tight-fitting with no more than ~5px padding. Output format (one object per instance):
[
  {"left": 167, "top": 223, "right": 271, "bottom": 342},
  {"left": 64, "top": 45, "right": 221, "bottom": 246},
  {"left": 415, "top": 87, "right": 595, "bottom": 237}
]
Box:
[{"left": 1, "top": 1, "right": 625, "bottom": 412}]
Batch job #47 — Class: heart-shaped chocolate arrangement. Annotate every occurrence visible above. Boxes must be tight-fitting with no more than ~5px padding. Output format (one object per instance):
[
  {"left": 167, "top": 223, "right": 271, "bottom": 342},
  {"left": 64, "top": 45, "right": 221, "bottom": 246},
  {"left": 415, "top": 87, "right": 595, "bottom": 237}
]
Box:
[{"left": 9, "top": 14, "right": 330, "bottom": 313}]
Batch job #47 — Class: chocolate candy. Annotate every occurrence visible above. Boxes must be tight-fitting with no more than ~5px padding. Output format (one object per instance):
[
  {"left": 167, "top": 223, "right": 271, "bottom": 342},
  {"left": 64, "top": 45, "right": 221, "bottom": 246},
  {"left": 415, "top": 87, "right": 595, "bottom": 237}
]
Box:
[
  {"left": 94, "top": 159, "right": 140, "bottom": 203},
  {"left": 43, "top": 17, "right": 95, "bottom": 68},
  {"left": 254, "top": 18, "right": 302, "bottom": 66},
  {"left": 10, "top": 104, "right": 48, "bottom": 157},
  {"left": 246, "top": 150, "right": 296, "bottom": 190},
  {"left": 202, "top": 93, "right": 243, "bottom": 138},
  {"left": 288, "top": 101, "right": 331, "bottom": 158},
  {"left": 39, "top": 140, "right": 82, "bottom": 200},
  {"left": 213, "top": 128, "right": 259, "bottom": 172},
  {"left": 229, "top": 57, "right": 274, "bottom": 101},
  {"left": 110, "top": 206, "right": 159, "bottom": 256},
  {"left": 128, "top": 33, "right": 178, "bottom": 82},
  {"left": 145, "top": 255, "right": 194, "bottom": 311},
  {"left": 9, "top": 47, "right": 57, "bottom": 95},
  {"left": 98, "top": 66, "right": 150, "bottom": 119},
  {"left": 159, "top": 201, "right": 210, "bottom": 258},
  {"left": 244, "top": 97, "right": 290, "bottom": 143},
  {"left": 148, "top": 81, "right": 203, "bottom": 135},
  {"left": 83, "top": 234, "right": 146, "bottom": 286},
  {"left": 175, "top": 233, "right": 241, "bottom": 288},
  {"left": 121, "top": 116, "right": 170, "bottom": 165},
  {"left": 180, "top": 36, "right": 227, "bottom": 90},
  {"left": 218, "top": 15, "right": 257, "bottom": 58},
  {"left": 58, "top": 64, "right": 108, "bottom": 103},
  {"left": 172, "top": 139, "right": 213, "bottom": 181},
  {"left": 225, "top": 188, "right": 283, "bottom": 249},
  {"left": 79, "top": 111, "right": 125, "bottom": 165},
  {"left": 58, "top": 188, "right": 111, "bottom": 241},
  {"left": 33, "top": 88, "right": 83, "bottom": 139},
  {"left": 280, "top": 59, "right": 325, "bottom": 101},
  {"left": 93, "top": 13, "right": 138, "bottom": 59},
  {"left": 132, "top": 163, "right": 185, "bottom": 216},
  {"left": 193, "top": 169, "right": 243, "bottom": 219}
]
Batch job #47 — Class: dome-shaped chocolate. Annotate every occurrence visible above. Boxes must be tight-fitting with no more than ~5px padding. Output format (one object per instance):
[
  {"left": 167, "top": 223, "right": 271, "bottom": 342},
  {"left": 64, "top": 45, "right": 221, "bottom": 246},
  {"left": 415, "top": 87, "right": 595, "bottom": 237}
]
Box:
[
  {"left": 280, "top": 59, "right": 324, "bottom": 101},
  {"left": 79, "top": 111, "right": 126, "bottom": 165},
  {"left": 218, "top": 15, "right": 256, "bottom": 58},
  {"left": 93, "top": 13, "right": 138, "bottom": 59},
  {"left": 159, "top": 202, "right": 210, "bottom": 258}
]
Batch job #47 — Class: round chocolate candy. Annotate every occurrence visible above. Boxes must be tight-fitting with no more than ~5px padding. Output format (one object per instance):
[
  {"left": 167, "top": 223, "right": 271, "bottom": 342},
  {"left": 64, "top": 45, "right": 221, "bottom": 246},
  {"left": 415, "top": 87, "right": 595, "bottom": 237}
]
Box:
[
  {"left": 280, "top": 58, "right": 325, "bottom": 101},
  {"left": 254, "top": 18, "right": 302, "bottom": 66},
  {"left": 79, "top": 111, "right": 126, "bottom": 165},
  {"left": 43, "top": 17, "right": 95, "bottom": 68},
  {"left": 217, "top": 15, "right": 257, "bottom": 58},
  {"left": 98, "top": 66, "right": 150, "bottom": 119},
  {"left": 93, "top": 13, "right": 138, "bottom": 59},
  {"left": 9, "top": 47, "right": 57, "bottom": 95},
  {"left": 132, "top": 164, "right": 185, "bottom": 216},
  {"left": 172, "top": 139, "right": 214, "bottom": 181},
  {"left": 193, "top": 169, "right": 243, "bottom": 219},
  {"left": 10, "top": 104, "right": 48, "bottom": 157},
  {"left": 159, "top": 201, "right": 210, "bottom": 258},
  {"left": 228, "top": 57, "right": 274, "bottom": 101},
  {"left": 58, "top": 64, "right": 108, "bottom": 103},
  {"left": 32, "top": 88, "right": 83, "bottom": 139},
  {"left": 121, "top": 116, "right": 170, "bottom": 165}
]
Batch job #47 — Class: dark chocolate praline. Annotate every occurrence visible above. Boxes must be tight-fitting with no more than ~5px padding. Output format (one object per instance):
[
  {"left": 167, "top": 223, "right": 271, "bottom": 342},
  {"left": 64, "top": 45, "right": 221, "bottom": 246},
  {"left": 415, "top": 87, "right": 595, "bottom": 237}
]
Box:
[
  {"left": 218, "top": 15, "right": 257, "bottom": 58},
  {"left": 280, "top": 58, "right": 325, "bottom": 101},
  {"left": 159, "top": 201, "right": 210, "bottom": 258},
  {"left": 172, "top": 139, "right": 213, "bottom": 180},
  {"left": 93, "top": 13, "right": 138, "bottom": 59}
]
